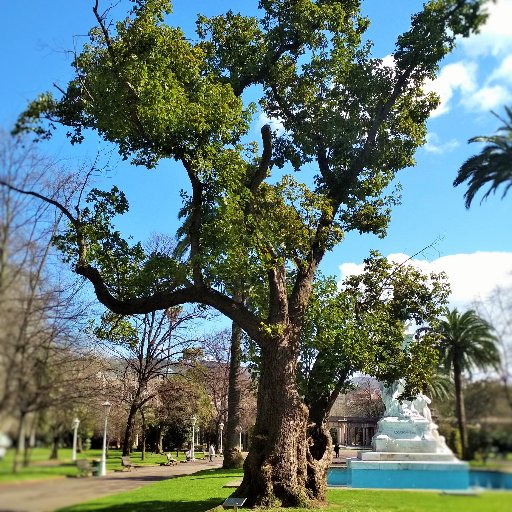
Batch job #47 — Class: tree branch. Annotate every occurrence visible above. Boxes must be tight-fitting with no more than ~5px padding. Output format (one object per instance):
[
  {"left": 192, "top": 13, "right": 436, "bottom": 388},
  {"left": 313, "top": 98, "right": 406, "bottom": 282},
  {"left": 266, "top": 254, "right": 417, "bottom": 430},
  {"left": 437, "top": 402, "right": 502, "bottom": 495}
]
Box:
[
  {"left": 248, "top": 124, "right": 273, "bottom": 194},
  {"left": 182, "top": 159, "right": 205, "bottom": 286}
]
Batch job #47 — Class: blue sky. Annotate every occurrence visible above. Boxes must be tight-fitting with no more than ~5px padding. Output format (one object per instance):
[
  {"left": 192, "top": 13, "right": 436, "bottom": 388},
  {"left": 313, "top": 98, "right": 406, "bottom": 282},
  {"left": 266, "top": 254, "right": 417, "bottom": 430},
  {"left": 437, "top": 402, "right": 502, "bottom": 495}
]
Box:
[{"left": 1, "top": 0, "right": 511, "bottom": 310}]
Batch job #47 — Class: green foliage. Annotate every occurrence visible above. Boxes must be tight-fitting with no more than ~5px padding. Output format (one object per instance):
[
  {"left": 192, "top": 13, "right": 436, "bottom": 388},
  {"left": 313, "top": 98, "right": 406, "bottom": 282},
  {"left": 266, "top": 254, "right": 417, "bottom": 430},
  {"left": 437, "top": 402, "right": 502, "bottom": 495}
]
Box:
[
  {"left": 14, "top": 1, "right": 490, "bottom": 307},
  {"left": 424, "top": 369, "right": 453, "bottom": 401},
  {"left": 447, "top": 426, "right": 464, "bottom": 459},
  {"left": 91, "top": 311, "right": 139, "bottom": 348},
  {"left": 53, "top": 185, "right": 187, "bottom": 300},
  {"left": 299, "top": 252, "right": 450, "bottom": 406},
  {"left": 18, "top": 0, "right": 249, "bottom": 168},
  {"left": 438, "top": 309, "right": 501, "bottom": 377},
  {"left": 454, "top": 106, "right": 512, "bottom": 207}
]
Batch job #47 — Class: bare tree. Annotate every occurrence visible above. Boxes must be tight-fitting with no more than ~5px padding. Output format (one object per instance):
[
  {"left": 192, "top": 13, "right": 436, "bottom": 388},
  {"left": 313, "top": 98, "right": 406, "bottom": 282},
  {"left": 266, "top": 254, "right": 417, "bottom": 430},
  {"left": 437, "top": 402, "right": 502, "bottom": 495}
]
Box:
[
  {"left": 202, "top": 328, "right": 256, "bottom": 462},
  {"left": 473, "top": 285, "right": 512, "bottom": 411},
  {"left": 0, "top": 131, "right": 102, "bottom": 470},
  {"left": 93, "top": 305, "right": 206, "bottom": 456}
]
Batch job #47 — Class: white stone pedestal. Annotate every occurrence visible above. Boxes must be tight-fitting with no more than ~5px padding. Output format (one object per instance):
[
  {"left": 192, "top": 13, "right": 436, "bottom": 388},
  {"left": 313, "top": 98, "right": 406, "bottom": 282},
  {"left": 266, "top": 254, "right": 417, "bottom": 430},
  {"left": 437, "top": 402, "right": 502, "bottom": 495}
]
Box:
[{"left": 347, "top": 385, "right": 469, "bottom": 490}]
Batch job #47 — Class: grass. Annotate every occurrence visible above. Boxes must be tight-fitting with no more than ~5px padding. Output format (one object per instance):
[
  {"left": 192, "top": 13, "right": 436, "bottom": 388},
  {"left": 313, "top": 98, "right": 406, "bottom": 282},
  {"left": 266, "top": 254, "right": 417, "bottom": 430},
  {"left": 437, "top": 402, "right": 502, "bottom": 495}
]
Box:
[
  {"left": 0, "top": 447, "right": 182, "bottom": 483},
  {"left": 469, "top": 454, "right": 512, "bottom": 472},
  {"left": 2, "top": 450, "right": 511, "bottom": 511},
  {"left": 52, "top": 468, "right": 512, "bottom": 512},
  {"left": 56, "top": 468, "right": 241, "bottom": 512}
]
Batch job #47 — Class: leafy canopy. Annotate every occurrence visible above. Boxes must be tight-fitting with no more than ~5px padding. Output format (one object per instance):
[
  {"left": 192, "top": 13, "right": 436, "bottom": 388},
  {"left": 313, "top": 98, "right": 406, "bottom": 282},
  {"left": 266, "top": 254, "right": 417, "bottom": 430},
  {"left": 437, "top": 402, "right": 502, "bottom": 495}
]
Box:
[
  {"left": 13, "top": 0, "right": 488, "bottom": 335},
  {"left": 300, "top": 252, "right": 450, "bottom": 406}
]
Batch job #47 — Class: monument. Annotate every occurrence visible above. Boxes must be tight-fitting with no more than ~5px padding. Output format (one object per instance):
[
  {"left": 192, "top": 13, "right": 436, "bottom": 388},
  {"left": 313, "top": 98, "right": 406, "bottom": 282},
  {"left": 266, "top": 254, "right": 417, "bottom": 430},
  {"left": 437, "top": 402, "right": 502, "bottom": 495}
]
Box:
[{"left": 347, "top": 380, "right": 469, "bottom": 490}]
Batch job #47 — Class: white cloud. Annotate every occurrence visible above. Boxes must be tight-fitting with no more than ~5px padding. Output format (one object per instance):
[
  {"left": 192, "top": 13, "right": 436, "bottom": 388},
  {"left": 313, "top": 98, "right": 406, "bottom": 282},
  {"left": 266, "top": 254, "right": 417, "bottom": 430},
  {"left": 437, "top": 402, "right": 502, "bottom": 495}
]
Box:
[
  {"left": 490, "top": 54, "right": 512, "bottom": 85},
  {"left": 424, "top": 61, "right": 477, "bottom": 117},
  {"left": 339, "top": 251, "right": 512, "bottom": 310},
  {"left": 462, "top": 84, "right": 510, "bottom": 112},
  {"left": 381, "top": 54, "right": 396, "bottom": 70},
  {"left": 460, "top": 0, "right": 512, "bottom": 57},
  {"left": 423, "top": 132, "right": 459, "bottom": 154},
  {"left": 256, "top": 112, "right": 286, "bottom": 136}
]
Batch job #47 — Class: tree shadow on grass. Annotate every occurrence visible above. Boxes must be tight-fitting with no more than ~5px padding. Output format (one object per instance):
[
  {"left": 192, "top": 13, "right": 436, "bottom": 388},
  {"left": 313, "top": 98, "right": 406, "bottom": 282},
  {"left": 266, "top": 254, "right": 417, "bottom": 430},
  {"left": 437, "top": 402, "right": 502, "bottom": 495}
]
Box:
[{"left": 57, "top": 497, "right": 226, "bottom": 512}]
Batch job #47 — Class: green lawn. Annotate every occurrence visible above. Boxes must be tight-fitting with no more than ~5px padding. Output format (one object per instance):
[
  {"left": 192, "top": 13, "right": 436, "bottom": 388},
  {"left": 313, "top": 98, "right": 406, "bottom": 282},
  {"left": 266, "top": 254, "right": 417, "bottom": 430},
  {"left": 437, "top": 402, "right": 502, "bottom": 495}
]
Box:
[
  {"left": 57, "top": 468, "right": 241, "bottom": 512},
  {"left": 469, "top": 454, "right": 512, "bottom": 472},
  {"left": 2, "top": 451, "right": 511, "bottom": 511},
  {"left": 0, "top": 447, "right": 180, "bottom": 482},
  {"left": 53, "top": 469, "right": 512, "bottom": 512}
]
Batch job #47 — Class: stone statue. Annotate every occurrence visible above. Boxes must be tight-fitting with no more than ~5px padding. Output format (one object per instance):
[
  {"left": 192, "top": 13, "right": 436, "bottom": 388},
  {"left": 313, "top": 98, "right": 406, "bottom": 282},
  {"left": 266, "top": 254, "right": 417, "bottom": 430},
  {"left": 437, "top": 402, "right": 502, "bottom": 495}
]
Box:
[
  {"left": 374, "top": 379, "right": 451, "bottom": 455},
  {"left": 412, "top": 393, "right": 433, "bottom": 423},
  {"left": 380, "top": 380, "right": 421, "bottom": 419},
  {"left": 348, "top": 377, "right": 467, "bottom": 491}
]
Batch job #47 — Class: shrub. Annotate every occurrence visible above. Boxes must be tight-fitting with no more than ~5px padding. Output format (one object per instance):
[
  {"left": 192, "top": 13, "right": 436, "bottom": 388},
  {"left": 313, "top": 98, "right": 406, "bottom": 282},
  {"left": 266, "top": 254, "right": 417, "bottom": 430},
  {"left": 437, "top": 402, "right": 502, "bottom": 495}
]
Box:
[{"left": 223, "top": 448, "right": 245, "bottom": 469}]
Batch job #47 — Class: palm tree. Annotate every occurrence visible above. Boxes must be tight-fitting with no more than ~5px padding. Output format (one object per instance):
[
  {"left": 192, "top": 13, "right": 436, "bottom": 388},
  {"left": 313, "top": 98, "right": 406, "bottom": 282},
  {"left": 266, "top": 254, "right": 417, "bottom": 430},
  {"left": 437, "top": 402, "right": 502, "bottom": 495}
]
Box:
[
  {"left": 425, "top": 369, "right": 452, "bottom": 401},
  {"left": 438, "top": 309, "right": 500, "bottom": 459},
  {"left": 453, "top": 106, "right": 512, "bottom": 208}
]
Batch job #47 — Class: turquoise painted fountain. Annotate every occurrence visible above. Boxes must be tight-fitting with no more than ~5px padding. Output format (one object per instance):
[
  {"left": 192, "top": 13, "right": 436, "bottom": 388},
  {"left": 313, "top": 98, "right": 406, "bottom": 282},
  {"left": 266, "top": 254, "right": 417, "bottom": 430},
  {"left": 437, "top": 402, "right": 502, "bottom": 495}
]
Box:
[{"left": 345, "top": 381, "right": 469, "bottom": 490}]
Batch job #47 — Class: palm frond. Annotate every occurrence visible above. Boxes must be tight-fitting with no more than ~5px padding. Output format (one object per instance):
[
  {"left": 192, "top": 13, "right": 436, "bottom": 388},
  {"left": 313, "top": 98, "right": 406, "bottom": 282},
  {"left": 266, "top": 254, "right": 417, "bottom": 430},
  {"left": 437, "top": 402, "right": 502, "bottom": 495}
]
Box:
[{"left": 454, "top": 107, "right": 512, "bottom": 208}]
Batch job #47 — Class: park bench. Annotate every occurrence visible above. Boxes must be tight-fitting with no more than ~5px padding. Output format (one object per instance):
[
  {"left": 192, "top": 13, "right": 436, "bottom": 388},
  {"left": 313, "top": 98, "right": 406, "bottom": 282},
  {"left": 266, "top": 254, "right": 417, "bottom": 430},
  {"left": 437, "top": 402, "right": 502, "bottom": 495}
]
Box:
[
  {"left": 160, "top": 453, "right": 178, "bottom": 466},
  {"left": 76, "top": 459, "right": 92, "bottom": 477},
  {"left": 121, "top": 456, "right": 139, "bottom": 471}
]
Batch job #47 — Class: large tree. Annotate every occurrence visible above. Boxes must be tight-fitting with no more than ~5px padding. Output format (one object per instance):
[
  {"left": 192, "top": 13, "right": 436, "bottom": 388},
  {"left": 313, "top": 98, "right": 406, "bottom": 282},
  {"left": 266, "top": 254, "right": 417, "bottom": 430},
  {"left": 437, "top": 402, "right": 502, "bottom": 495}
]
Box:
[
  {"left": 6, "top": 0, "right": 488, "bottom": 506},
  {"left": 438, "top": 308, "right": 500, "bottom": 459}
]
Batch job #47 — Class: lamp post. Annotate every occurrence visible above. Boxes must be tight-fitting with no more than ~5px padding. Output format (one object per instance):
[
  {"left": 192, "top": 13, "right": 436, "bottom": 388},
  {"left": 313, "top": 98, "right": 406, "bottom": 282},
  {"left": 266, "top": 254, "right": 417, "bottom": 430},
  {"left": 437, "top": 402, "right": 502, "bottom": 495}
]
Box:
[
  {"left": 191, "top": 415, "right": 197, "bottom": 461},
  {"left": 100, "top": 401, "right": 111, "bottom": 476},
  {"left": 219, "top": 422, "right": 224, "bottom": 454},
  {"left": 237, "top": 426, "right": 242, "bottom": 451},
  {"left": 71, "top": 418, "right": 80, "bottom": 462}
]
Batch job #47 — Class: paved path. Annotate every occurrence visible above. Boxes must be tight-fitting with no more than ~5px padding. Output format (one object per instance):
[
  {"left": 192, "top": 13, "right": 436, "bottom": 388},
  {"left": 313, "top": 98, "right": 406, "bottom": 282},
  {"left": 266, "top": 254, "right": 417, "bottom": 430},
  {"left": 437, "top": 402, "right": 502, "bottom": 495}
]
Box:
[{"left": 0, "top": 460, "right": 222, "bottom": 512}]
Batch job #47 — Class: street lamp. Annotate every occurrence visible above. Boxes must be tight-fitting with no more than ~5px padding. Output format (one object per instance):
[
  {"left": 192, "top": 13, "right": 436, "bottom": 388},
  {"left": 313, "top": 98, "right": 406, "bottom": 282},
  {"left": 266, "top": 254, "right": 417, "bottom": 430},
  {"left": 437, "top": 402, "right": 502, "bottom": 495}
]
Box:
[
  {"left": 100, "top": 401, "right": 111, "bottom": 476},
  {"left": 219, "top": 422, "right": 224, "bottom": 454},
  {"left": 71, "top": 418, "right": 80, "bottom": 462},
  {"left": 191, "top": 415, "right": 197, "bottom": 461},
  {"left": 237, "top": 426, "right": 242, "bottom": 451}
]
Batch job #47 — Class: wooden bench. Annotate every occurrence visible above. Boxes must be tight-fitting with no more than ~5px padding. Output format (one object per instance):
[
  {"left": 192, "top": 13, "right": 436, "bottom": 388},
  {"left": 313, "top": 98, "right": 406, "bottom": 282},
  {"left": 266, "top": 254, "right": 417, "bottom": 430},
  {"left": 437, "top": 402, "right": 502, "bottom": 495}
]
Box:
[
  {"left": 121, "top": 456, "right": 139, "bottom": 471},
  {"left": 76, "top": 459, "right": 92, "bottom": 477}
]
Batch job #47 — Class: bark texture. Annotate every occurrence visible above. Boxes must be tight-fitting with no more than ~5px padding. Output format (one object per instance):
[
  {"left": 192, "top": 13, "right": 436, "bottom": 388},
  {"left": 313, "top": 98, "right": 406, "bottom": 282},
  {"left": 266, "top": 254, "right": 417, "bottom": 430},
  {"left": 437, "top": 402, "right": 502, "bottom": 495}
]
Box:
[
  {"left": 234, "top": 339, "right": 309, "bottom": 508},
  {"left": 223, "top": 321, "right": 243, "bottom": 468},
  {"left": 306, "top": 421, "right": 332, "bottom": 502},
  {"left": 303, "top": 357, "right": 352, "bottom": 500},
  {"left": 122, "top": 402, "right": 138, "bottom": 456}
]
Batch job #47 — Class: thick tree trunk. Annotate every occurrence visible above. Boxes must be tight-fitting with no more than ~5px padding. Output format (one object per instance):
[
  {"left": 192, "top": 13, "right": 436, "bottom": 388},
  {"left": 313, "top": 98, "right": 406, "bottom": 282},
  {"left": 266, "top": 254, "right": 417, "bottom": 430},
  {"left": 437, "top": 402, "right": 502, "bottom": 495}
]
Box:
[
  {"left": 305, "top": 400, "right": 334, "bottom": 502},
  {"left": 306, "top": 422, "right": 332, "bottom": 501},
  {"left": 234, "top": 338, "right": 309, "bottom": 508},
  {"left": 303, "top": 356, "right": 351, "bottom": 500},
  {"left": 223, "top": 321, "right": 243, "bottom": 469},
  {"left": 154, "top": 425, "right": 163, "bottom": 454},
  {"left": 122, "top": 402, "right": 138, "bottom": 456},
  {"left": 453, "top": 363, "right": 468, "bottom": 459}
]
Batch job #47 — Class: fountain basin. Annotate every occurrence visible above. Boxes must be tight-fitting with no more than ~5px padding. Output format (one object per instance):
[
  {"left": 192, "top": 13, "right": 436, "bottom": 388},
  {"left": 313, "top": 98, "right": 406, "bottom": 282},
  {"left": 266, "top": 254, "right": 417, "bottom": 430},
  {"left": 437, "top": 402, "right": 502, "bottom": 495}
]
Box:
[{"left": 347, "top": 457, "right": 469, "bottom": 490}]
